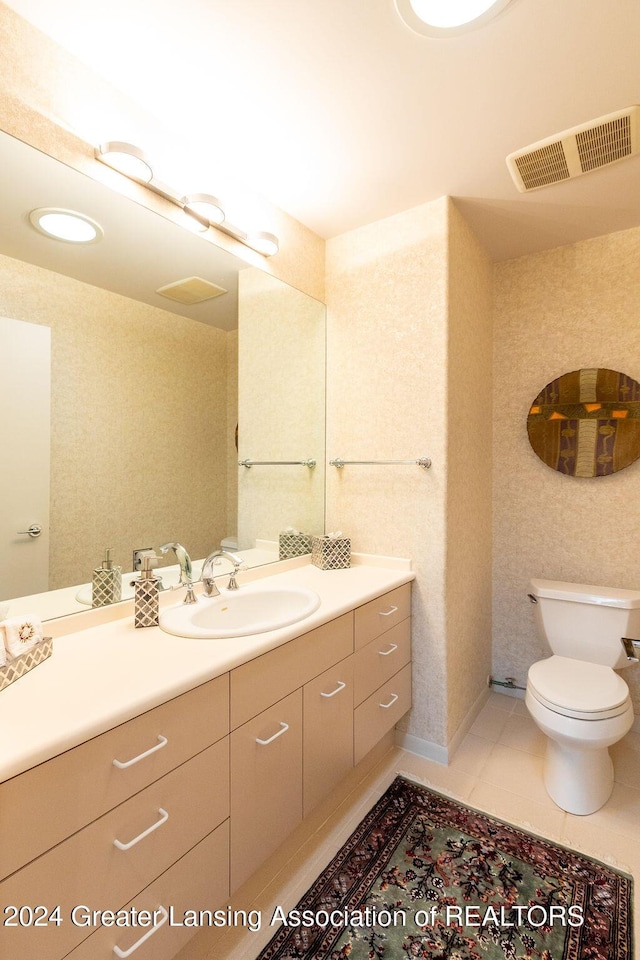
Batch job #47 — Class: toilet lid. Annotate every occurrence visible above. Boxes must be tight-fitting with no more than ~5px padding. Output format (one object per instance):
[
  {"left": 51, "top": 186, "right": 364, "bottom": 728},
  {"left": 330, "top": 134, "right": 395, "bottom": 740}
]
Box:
[{"left": 528, "top": 656, "right": 630, "bottom": 720}]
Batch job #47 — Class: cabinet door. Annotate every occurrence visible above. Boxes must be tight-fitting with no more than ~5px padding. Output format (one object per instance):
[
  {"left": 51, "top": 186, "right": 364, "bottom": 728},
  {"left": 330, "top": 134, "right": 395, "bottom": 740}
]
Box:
[
  {"left": 303, "top": 658, "right": 354, "bottom": 817},
  {"left": 230, "top": 689, "right": 302, "bottom": 892}
]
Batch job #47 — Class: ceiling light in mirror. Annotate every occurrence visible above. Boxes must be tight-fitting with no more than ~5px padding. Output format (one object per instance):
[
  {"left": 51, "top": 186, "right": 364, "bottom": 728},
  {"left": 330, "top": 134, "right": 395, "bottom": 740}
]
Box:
[
  {"left": 29, "top": 208, "right": 104, "bottom": 244},
  {"left": 182, "top": 193, "right": 225, "bottom": 226},
  {"left": 395, "top": 0, "right": 513, "bottom": 35},
  {"left": 96, "top": 141, "right": 154, "bottom": 182},
  {"left": 245, "top": 231, "right": 280, "bottom": 257}
]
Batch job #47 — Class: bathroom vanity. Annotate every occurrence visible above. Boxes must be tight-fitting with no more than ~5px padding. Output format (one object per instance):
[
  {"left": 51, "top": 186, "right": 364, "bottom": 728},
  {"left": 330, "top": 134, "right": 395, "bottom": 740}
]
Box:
[{"left": 0, "top": 558, "right": 412, "bottom": 960}]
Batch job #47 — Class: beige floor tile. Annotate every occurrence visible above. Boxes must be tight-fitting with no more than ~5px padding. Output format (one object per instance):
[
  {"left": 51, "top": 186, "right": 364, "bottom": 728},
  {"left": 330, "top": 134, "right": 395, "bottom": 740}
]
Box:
[
  {"left": 497, "top": 713, "right": 547, "bottom": 757},
  {"left": 467, "top": 703, "right": 512, "bottom": 741},
  {"left": 448, "top": 732, "right": 495, "bottom": 776},
  {"left": 479, "top": 742, "right": 558, "bottom": 808},
  {"left": 486, "top": 690, "right": 518, "bottom": 712},
  {"left": 563, "top": 780, "right": 640, "bottom": 839},
  {"left": 468, "top": 779, "right": 566, "bottom": 841},
  {"left": 511, "top": 697, "right": 530, "bottom": 717},
  {"left": 560, "top": 813, "right": 640, "bottom": 876},
  {"left": 396, "top": 752, "right": 477, "bottom": 802}
]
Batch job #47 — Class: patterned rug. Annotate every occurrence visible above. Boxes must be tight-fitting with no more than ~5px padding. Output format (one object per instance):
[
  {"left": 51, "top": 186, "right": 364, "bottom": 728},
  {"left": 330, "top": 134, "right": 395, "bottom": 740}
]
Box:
[{"left": 256, "top": 776, "right": 632, "bottom": 960}]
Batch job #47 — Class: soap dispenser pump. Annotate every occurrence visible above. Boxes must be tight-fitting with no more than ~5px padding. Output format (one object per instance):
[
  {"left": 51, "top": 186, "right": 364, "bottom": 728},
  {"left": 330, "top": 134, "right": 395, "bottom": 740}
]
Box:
[
  {"left": 92, "top": 548, "right": 122, "bottom": 608},
  {"left": 133, "top": 555, "right": 160, "bottom": 628}
]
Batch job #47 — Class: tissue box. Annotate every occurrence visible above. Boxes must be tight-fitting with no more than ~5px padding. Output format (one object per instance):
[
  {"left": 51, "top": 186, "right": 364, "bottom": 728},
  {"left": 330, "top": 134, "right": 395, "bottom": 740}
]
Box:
[
  {"left": 0, "top": 636, "right": 53, "bottom": 692},
  {"left": 311, "top": 535, "right": 351, "bottom": 570},
  {"left": 279, "top": 532, "right": 312, "bottom": 560}
]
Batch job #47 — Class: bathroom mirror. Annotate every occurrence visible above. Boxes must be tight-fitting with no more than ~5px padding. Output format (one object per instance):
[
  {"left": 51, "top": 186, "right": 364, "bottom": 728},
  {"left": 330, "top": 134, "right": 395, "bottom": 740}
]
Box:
[
  {"left": 0, "top": 130, "right": 325, "bottom": 619},
  {"left": 527, "top": 367, "right": 640, "bottom": 477}
]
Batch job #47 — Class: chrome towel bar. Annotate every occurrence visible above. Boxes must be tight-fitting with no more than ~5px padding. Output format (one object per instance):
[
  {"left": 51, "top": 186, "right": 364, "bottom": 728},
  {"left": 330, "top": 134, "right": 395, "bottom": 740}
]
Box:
[
  {"left": 329, "top": 457, "right": 431, "bottom": 469},
  {"left": 239, "top": 458, "right": 317, "bottom": 468}
]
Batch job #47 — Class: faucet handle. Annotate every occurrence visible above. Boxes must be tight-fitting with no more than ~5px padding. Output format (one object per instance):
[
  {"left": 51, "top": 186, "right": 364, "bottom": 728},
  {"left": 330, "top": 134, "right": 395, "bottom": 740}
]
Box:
[{"left": 170, "top": 580, "right": 198, "bottom": 604}]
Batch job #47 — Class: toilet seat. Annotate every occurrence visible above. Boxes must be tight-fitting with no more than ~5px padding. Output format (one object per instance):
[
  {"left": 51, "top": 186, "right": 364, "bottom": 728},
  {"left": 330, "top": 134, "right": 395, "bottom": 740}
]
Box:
[{"left": 528, "top": 656, "right": 630, "bottom": 721}]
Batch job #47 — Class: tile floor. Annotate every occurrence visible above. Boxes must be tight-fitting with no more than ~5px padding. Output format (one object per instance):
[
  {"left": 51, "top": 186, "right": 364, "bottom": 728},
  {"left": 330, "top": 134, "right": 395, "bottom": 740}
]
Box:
[{"left": 188, "top": 691, "right": 640, "bottom": 959}]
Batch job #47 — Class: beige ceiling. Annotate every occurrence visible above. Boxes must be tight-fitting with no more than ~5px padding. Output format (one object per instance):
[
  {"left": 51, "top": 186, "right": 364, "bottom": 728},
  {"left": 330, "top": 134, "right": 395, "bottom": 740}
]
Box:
[{"left": 4, "top": 0, "right": 640, "bottom": 261}]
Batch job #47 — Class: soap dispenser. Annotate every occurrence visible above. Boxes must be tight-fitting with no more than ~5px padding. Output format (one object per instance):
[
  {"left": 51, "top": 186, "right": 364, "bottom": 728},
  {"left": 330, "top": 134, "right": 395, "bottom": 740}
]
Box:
[
  {"left": 133, "top": 555, "right": 160, "bottom": 628},
  {"left": 91, "top": 548, "right": 122, "bottom": 607}
]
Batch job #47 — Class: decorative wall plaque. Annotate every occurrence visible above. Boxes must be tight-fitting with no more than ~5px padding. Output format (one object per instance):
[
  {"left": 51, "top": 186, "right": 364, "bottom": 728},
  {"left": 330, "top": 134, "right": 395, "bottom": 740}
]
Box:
[{"left": 527, "top": 367, "right": 640, "bottom": 477}]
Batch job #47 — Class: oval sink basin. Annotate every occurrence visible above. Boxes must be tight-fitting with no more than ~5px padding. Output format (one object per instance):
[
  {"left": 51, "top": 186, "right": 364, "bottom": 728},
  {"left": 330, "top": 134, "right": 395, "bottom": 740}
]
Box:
[{"left": 158, "top": 584, "right": 321, "bottom": 639}]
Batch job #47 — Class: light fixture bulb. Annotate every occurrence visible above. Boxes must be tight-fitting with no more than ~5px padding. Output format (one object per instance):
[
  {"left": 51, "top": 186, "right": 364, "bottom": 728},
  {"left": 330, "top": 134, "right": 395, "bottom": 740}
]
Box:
[
  {"left": 395, "top": 0, "right": 512, "bottom": 35},
  {"left": 29, "top": 208, "right": 104, "bottom": 244},
  {"left": 96, "top": 142, "right": 153, "bottom": 183},
  {"left": 181, "top": 194, "right": 226, "bottom": 226},
  {"left": 245, "top": 231, "right": 279, "bottom": 257}
]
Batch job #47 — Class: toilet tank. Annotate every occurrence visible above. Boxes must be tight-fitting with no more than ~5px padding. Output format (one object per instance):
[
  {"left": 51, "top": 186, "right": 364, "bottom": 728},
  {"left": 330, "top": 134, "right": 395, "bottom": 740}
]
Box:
[{"left": 529, "top": 579, "right": 640, "bottom": 669}]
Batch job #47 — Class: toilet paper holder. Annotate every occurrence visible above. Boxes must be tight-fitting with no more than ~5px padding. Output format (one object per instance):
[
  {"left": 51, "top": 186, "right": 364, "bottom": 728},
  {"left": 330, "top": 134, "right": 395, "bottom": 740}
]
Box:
[{"left": 621, "top": 637, "right": 640, "bottom": 662}]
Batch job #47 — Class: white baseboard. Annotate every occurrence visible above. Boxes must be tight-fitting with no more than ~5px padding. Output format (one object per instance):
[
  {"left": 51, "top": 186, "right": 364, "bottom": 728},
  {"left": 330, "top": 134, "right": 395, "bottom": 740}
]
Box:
[{"left": 395, "top": 682, "right": 491, "bottom": 766}]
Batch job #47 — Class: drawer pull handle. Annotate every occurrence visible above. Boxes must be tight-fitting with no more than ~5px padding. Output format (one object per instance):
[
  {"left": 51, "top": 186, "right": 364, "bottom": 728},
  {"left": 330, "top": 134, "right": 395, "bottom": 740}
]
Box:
[
  {"left": 379, "top": 642, "right": 398, "bottom": 657},
  {"left": 113, "top": 905, "right": 168, "bottom": 958},
  {"left": 112, "top": 735, "right": 168, "bottom": 770},
  {"left": 379, "top": 605, "right": 398, "bottom": 617},
  {"left": 321, "top": 680, "right": 346, "bottom": 699},
  {"left": 113, "top": 807, "right": 169, "bottom": 851},
  {"left": 256, "top": 721, "right": 289, "bottom": 745},
  {"left": 380, "top": 693, "right": 399, "bottom": 709}
]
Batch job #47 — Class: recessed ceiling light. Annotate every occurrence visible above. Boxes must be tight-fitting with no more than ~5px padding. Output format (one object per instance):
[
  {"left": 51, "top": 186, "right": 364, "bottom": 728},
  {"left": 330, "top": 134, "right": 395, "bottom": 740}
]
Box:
[
  {"left": 395, "top": 0, "right": 513, "bottom": 36},
  {"left": 29, "top": 208, "right": 104, "bottom": 244}
]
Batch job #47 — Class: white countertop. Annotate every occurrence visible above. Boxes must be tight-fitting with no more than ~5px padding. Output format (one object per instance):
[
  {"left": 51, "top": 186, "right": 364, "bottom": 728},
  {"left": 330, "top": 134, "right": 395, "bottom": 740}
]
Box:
[{"left": 0, "top": 556, "right": 413, "bottom": 783}]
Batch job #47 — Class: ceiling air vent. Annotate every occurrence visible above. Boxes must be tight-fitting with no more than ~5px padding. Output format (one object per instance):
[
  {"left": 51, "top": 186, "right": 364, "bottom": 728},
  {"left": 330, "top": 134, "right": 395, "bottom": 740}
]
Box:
[
  {"left": 506, "top": 106, "right": 640, "bottom": 192},
  {"left": 156, "top": 276, "right": 228, "bottom": 305}
]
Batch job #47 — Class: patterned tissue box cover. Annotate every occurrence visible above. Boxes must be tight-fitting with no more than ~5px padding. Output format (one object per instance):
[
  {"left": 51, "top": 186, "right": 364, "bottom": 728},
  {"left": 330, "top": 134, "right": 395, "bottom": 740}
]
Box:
[
  {"left": 279, "top": 532, "right": 312, "bottom": 560},
  {"left": 311, "top": 536, "right": 351, "bottom": 570},
  {"left": 0, "top": 636, "right": 53, "bottom": 692}
]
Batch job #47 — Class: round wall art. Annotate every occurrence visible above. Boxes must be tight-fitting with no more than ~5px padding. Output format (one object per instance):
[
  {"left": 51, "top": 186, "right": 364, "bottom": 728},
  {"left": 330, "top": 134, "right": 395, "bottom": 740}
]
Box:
[{"left": 527, "top": 367, "right": 640, "bottom": 477}]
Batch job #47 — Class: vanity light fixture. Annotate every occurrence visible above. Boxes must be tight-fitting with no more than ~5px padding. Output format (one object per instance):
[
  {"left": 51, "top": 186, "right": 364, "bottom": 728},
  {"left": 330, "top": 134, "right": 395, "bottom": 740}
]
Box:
[
  {"left": 29, "top": 207, "right": 104, "bottom": 244},
  {"left": 96, "top": 141, "right": 279, "bottom": 257},
  {"left": 394, "top": 0, "right": 513, "bottom": 36}
]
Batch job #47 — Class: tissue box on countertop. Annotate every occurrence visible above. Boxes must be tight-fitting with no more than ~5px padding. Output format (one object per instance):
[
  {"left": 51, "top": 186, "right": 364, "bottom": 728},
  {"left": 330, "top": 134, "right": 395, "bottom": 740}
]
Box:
[
  {"left": 311, "top": 533, "right": 351, "bottom": 570},
  {"left": 279, "top": 529, "right": 312, "bottom": 560}
]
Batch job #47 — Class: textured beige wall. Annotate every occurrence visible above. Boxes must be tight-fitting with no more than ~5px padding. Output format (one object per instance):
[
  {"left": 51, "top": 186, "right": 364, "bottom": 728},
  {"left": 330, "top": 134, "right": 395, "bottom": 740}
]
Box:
[
  {"left": 326, "top": 198, "right": 450, "bottom": 746},
  {"left": 0, "top": 253, "right": 231, "bottom": 591},
  {"left": 493, "top": 226, "right": 640, "bottom": 716},
  {"left": 237, "top": 268, "right": 325, "bottom": 549},
  {"left": 0, "top": 1, "right": 325, "bottom": 303},
  {"left": 446, "top": 201, "right": 493, "bottom": 742}
]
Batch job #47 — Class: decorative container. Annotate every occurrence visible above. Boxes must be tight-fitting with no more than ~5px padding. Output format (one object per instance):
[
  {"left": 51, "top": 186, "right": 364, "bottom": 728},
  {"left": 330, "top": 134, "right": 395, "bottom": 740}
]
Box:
[
  {"left": 0, "top": 636, "right": 53, "bottom": 692},
  {"left": 311, "top": 535, "right": 351, "bottom": 570},
  {"left": 279, "top": 531, "right": 312, "bottom": 560}
]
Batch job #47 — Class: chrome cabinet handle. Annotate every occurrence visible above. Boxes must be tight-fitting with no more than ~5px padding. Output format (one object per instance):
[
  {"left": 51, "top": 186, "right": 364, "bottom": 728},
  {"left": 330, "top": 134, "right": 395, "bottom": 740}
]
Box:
[
  {"left": 16, "top": 524, "right": 42, "bottom": 538},
  {"left": 113, "top": 808, "right": 169, "bottom": 851},
  {"left": 112, "top": 735, "right": 168, "bottom": 769},
  {"left": 379, "top": 605, "right": 398, "bottom": 617},
  {"left": 320, "top": 680, "right": 346, "bottom": 699},
  {"left": 380, "top": 693, "right": 399, "bottom": 709},
  {"left": 256, "top": 721, "right": 289, "bottom": 745},
  {"left": 113, "top": 905, "right": 168, "bottom": 957},
  {"left": 379, "top": 643, "right": 398, "bottom": 657}
]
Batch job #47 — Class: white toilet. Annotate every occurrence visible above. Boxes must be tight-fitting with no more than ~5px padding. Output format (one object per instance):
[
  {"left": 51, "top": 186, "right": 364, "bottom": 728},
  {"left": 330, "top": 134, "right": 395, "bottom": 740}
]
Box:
[{"left": 526, "top": 579, "right": 640, "bottom": 816}]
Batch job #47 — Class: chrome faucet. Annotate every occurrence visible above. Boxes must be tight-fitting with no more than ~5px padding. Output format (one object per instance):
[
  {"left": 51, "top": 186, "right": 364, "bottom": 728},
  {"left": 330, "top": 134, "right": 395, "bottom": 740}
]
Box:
[
  {"left": 201, "top": 549, "right": 245, "bottom": 597},
  {"left": 158, "top": 542, "right": 197, "bottom": 604}
]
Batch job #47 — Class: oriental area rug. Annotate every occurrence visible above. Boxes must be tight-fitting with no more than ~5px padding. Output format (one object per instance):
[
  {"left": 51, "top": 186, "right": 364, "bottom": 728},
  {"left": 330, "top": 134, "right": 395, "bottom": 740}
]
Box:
[{"left": 256, "top": 776, "right": 632, "bottom": 960}]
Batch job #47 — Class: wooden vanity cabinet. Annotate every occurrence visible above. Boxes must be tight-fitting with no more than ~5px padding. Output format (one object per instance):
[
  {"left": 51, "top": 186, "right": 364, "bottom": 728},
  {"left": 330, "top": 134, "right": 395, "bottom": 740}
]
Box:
[
  {"left": 0, "top": 675, "right": 230, "bottom": 960},
  {"left": 303, "top": 657, "right": 354, "bottom": 817}
]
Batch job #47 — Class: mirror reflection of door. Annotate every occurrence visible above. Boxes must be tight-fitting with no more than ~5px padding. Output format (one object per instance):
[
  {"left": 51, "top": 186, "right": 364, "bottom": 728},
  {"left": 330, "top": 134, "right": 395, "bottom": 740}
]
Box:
[
  {"left": 527, "top": 367, "right": 640, "bottom": 477},
  {"left": 0, "top": 317, "right": 51, "bottom": 596}
]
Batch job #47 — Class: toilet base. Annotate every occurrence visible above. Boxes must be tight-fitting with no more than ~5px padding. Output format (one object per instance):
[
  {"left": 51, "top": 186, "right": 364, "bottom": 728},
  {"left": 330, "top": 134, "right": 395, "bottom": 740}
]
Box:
[{"left": 543, "top": 739, "right": 614, "bottom": 816}]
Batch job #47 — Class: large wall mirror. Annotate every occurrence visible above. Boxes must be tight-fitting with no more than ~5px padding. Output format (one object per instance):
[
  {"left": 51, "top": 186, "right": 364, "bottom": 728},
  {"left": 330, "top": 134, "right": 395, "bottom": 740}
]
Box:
[{"left": 0, "top": 131, "right": 326, "bottom": 620}]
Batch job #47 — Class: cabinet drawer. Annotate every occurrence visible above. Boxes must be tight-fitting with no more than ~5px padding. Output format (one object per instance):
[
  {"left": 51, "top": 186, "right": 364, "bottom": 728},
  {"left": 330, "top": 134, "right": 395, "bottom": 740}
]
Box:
[
  {"left": 354, "top": 664, "right": 412, "bottom": 765},
  {"left": 231, "top": 613, "right": 352, "bottom": 729},
  {"left": 353, "top": 619, "right": 411, "bottom": 706},
  {"left": 64, "top": 822, "right": 230, "bottom": 960},
  {"left": 0, "top": 674, "right": 229, "bottom": 881},
  {"left": 0, "top": 739, "right": 229, "bottom": 960},
  {"left": 303, "top": 658, "right": 354, "bottom": 817},
  {"left": 230, "top": 689, "right": 302, "bottom": 892},
  {"left": 354, "top": 584, "right": 411, "bottom": 651}
]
